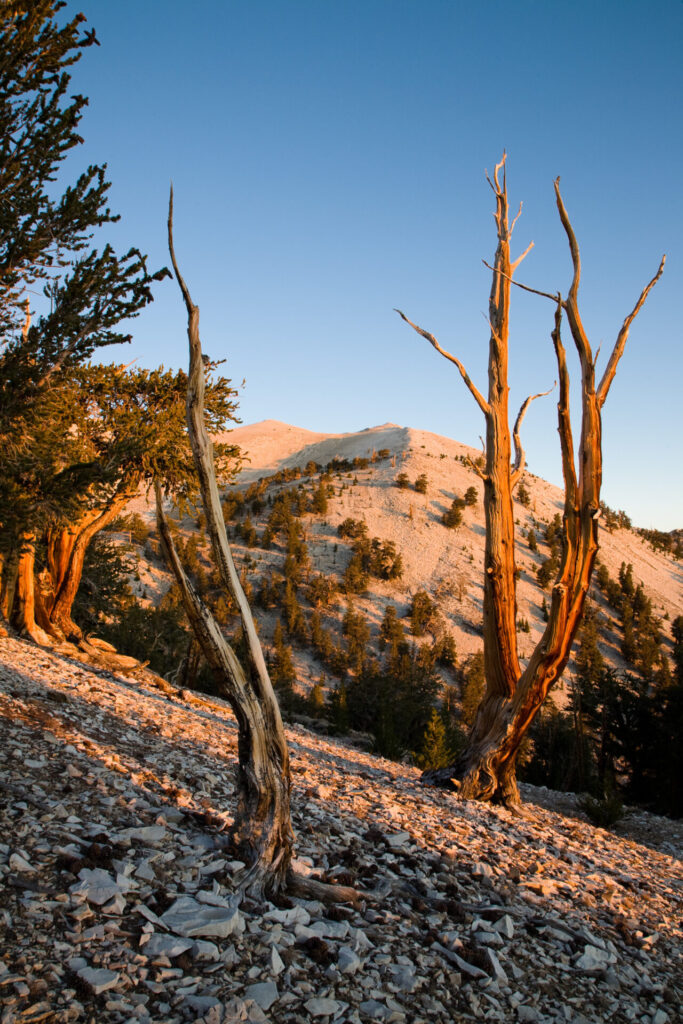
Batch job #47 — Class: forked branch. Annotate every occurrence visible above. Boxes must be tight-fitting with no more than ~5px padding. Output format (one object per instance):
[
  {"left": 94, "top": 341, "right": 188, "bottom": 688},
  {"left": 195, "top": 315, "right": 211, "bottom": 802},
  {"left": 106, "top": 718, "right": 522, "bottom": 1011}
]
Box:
[
  {"left": 510, "top": 382, "right": 555, "bottom": 489},
  {"left": 394, "top": 308, "right": 490, "bottom": 416},
  {"left": 597, "top": 255, "right": 666, "bottom": 407}
]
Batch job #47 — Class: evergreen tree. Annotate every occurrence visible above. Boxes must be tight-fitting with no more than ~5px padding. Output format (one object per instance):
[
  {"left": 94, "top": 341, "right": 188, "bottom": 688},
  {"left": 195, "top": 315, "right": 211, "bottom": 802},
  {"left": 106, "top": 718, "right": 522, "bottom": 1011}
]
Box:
[
  {"left": 443, "top": 498, "right": 465, "bottom": 529},
  {"left": 409, "top": 590, "right": 436, "bottom": 636},
  {"left": 672, "top": 615, "right": 683, "bottom": 685},
  {"left": 415, "top": 709, "right": 454, "bottom": 770},
  {"left": 460, "top": 651, "right": 485, "bottom": 727}
]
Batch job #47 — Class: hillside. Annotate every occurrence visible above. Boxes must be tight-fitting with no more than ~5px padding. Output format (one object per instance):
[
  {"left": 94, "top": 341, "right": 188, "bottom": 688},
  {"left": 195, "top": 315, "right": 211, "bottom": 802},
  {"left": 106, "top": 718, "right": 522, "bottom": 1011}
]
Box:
[
  {"left": 129, "top": 418, "right": 682, "bottom": 696},
  {"left": 1, "top": 635, "right": 681, "bottom": 1023}
]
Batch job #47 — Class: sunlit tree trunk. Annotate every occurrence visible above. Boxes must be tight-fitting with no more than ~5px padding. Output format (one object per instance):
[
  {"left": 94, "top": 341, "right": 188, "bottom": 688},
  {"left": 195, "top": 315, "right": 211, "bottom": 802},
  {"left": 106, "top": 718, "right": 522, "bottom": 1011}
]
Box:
[
  {"left": 45, "top": 484, "right": 139, "bottom": 640},
  {"left": 11, "top": 534, "right": 53, "bottom": 645},
  {"left": 398, "top": 156, "right": 665, "bottom": 806}
]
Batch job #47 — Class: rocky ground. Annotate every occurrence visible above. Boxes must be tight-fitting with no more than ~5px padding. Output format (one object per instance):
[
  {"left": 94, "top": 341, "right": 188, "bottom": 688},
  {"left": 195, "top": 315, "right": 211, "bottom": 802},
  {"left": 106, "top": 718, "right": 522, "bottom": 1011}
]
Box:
[{"left": 1, "top": 635, "right": 681, "bottom": 1024}]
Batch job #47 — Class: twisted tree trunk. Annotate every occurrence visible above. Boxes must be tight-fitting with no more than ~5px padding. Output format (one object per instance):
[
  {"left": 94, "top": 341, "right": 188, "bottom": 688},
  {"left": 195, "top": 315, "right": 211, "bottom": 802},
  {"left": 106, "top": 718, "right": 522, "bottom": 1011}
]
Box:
[
  {"left": 45, "top": 483, "right": 139, "bottom": 640},
  {"left": 399, "top": 156, "right": 664, "bottom": 806},
  {"left": 162, "top": 190, "right": 294, "bottom": 896}
]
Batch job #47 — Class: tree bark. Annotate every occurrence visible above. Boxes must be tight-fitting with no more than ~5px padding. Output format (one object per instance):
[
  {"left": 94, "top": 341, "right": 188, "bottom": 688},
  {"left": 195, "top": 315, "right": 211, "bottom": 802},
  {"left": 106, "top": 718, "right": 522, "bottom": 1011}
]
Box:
[
  {"left": 46, "top": 486, "right": 138, "bottom": 640},
  {"left": 404, "top": 157, "right": 664, "bottom": 806},
  {"left": 164, "top": 189, "right": 294, "bottom": 897},
  {"left": 11, "top": 535, "right": 54, "bottom": 645}
]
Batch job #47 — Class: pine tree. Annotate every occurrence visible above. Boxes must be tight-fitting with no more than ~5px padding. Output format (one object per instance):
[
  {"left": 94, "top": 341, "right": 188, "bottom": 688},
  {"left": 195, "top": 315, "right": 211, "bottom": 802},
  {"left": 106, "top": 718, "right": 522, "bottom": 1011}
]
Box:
[{"left": 415, "top": 709, "right": 453, "bottom": 770}]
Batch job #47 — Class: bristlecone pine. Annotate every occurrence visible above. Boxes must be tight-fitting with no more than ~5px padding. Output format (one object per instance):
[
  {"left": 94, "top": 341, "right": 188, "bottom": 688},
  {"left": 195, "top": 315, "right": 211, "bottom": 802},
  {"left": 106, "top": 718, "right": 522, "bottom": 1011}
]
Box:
[{"left": 397, "top": 155, "right": 665, "bottom": 807}]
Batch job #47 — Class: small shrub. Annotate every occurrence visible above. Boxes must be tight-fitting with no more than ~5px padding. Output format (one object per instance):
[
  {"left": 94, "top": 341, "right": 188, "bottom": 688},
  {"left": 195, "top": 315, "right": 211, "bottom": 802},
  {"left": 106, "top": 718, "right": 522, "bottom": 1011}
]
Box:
[{"left": 579, "top": 793, "right": 624, "bottom": 828}]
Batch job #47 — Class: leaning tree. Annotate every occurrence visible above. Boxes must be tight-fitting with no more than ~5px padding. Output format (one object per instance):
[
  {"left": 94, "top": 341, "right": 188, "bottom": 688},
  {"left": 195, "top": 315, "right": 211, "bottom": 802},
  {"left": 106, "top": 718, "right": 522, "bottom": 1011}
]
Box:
[
  {"left": 397, "top": 155, "right": 664, "bottom": 807},
  {"left": 159, "top": 191, "right": 359, "bottom": 902}
]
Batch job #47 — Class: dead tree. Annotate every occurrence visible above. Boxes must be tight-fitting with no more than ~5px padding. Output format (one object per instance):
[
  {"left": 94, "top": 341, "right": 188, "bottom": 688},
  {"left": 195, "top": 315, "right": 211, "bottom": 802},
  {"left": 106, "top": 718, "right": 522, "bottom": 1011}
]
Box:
[
  {"left": 397, "top": 155, "right": 664, "bottom": 807},
  {"left": 160, "top": 190, "right": 294, "bottom": 897}
]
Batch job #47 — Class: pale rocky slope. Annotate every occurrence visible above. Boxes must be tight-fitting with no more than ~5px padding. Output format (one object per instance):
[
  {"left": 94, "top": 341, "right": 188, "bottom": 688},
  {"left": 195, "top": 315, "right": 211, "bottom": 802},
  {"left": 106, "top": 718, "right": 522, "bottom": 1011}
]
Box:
[
  {"left": 131, "top": 419, "right": 682, "bottom": 695},
  {"left": 1, "top": 636, "right": 681, "bottom": 1024}
]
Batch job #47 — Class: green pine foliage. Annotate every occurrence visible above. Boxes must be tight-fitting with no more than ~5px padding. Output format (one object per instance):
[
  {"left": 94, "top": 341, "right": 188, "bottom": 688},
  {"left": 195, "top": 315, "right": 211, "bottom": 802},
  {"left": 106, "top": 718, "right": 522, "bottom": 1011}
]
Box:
[
  {"left": 443, "top": 498, "right": 465, "bottom": 529},
  {"left": 414, "top": 709, "right": 455, "bottom": 770},
  {"left": 409, "top": 590, "right": 437, "bottom": 636}
]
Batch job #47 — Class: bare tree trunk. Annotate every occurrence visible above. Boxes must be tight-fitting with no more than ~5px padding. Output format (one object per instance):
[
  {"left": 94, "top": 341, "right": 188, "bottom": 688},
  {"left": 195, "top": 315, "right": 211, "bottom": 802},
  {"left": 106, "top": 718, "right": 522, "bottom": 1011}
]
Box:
[
  {"left": 400, "top": 156, "right": 665, "bottom": 806},
  {"left": 164, "top": 190, "right": 294, "bottom": 896}
]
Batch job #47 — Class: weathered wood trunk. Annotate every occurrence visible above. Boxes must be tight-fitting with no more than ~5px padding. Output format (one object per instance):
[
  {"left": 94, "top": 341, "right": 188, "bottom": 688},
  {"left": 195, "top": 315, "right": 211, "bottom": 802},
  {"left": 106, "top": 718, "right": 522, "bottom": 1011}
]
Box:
[
  {"left": 155, "top": 485, "right": 293, "bottom": 893},
  {"left": 402, "top": 157, "right": 664, "bottom": 806},
  {"left": 163, "top": 191, "right": 294, "bottom": 895}
]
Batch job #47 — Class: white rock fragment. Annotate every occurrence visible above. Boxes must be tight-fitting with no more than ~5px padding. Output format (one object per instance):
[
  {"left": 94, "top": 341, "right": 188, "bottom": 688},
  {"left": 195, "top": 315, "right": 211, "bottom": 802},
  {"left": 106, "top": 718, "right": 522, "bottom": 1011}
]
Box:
[
  {"left": 76, "top": 966, "right": 120, "bottom": 995},
  {"left": 244, "top": 980, "right": 278, "bottom": 1011},
  {"left": 575, "top": 944, "right": 614, "bottom": 971},
  {"left": 141, "top": 933, "right": 193, "bottom": 958},
  {"left": 516, "top": 1006, "right": 540, "bottom": 1023},
  {"left": 70, "top": 868, "right": 127, "bottom": 905},
  {"left": 304, "top": 996, "right": 342, "bottom": 1017},
  {"left": 493, "top": 913, "right": 515, "bottom": 938},
  {"left": 386, "top": 831, "right": 411, "bottom": 848},
  {"left": 264, "top": 905, "right": 310, "bottom": 927},
  {"left": 337, "top": 945, "right": 362, "bottom": 974},
  {"left": 269, "top": 946, "right": 285, "bottom": 976},
  {"left": 9, "top": 852, "right": 35, "bottom": 873},
  {"left": 191, "top": 939, "right": 220, "bottom": 961},
  {"left": 160, "top": 895, "right": 244, "bottom": 938},
  {"left": 486, "top": 947, "right": 508, "bottom": 985}
]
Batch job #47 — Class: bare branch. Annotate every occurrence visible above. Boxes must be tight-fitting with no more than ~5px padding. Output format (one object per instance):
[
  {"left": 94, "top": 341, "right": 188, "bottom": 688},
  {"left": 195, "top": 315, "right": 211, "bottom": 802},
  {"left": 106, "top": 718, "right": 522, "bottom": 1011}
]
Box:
[
  {"left": 597, "top": 255, "right": 666, "bottom": 407},
  {"left": 509, "top": 202, "right": 523, "bottom": 236},
  {"left": 553, "top": 178, "right": 595, "bottom": 370},
  {"left": 21, "top": 298, "right": 30, "bottom": 343},
  {"left": 510, "top": 240, "right": 534, "bottom": 273},
  {"left": 167, "top": 185, "right": 197, "bottom": 318},
  {"left": 510, "top": 382, "right": 556, "bottom": 489},
  {"left": 466, "top": 457, "right": 487, "bottom": 481},
  {"left": 394, "top": 308, "right": 490, "bottom": 416},
  {"left": 485, "top": 151, "right": 507, "bottom": 195},
  {"left": 553, "top": 178, "right": 581, "bottom": 306},
  {"left": 482, "top": 260, "right": 559, "bottom": 303},
  {"left": 550, "top": 301, "right": 577, "bottom": 506}
]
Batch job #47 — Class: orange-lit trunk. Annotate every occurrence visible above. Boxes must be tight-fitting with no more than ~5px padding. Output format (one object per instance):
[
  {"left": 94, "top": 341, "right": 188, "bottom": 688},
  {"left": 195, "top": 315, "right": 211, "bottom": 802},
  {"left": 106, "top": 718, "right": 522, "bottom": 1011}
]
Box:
[
  {"left": 11, "top": 535, "right": 53, "bottom": 645},
  {"left": 46, "top": 487, "right": 137, "bottom": 640},
  {"left": 418, "top": 160, "right": 664, "bottom": 806}
]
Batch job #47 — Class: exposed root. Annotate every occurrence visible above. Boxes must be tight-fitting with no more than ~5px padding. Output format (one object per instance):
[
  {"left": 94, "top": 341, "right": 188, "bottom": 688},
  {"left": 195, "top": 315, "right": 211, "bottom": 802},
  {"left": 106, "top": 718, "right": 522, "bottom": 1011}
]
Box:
[{"left": 287, "top": 870, "right": 364, "bottom": 909}]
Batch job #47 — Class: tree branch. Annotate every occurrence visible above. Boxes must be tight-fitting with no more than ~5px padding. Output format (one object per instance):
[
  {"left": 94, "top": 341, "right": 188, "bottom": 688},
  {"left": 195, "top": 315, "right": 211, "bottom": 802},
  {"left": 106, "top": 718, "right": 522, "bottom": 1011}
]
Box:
[
  {"left": 550, "top": 301, "right": 578, "bottom": 506},
  {"left": 510, "top": 240, "right": 534, "bottom": 273},
  {"left": 394, "top": 309, "right": 490, "bottom": 417},
  {"left": 482, "top": 260, "right": 559, "bottom": 304},
  {"left": 553, "top": 178, "right": 593, "bottom": 370},
  {"left": 596, "top": 255, "right": 666, "bottom": 408},
  {"left": 553, "top": 178, "right": 581, "bottom": 306},
  {"left": 510, "top": 382, "right": 555, "bottom": 490},
  {"left": 167, "top": 185, "right": 197, "bottom": 318}
]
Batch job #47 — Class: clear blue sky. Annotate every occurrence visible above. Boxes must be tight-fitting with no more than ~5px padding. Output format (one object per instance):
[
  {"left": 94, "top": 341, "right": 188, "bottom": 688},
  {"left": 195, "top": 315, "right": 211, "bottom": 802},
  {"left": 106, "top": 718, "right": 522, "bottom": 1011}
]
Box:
[{"left": 64, "top": 0, "right": 682, "bottom": 530}]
